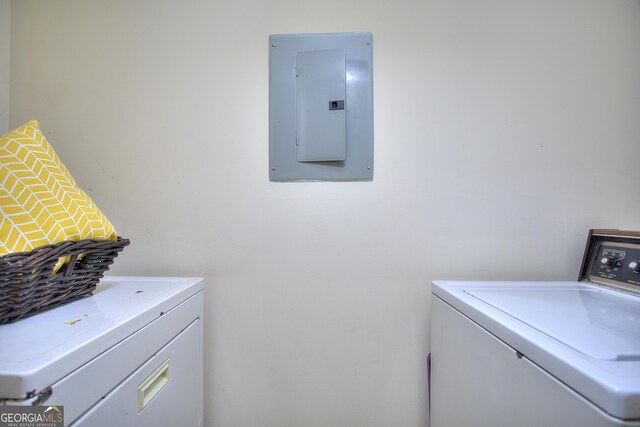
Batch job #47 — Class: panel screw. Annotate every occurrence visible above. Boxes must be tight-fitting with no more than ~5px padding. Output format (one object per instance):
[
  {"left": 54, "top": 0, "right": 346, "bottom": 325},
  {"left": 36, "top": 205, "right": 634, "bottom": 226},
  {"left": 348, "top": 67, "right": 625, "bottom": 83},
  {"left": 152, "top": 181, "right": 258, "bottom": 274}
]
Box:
[
  {"left": 272, "top": 43, "right": 276, "bottom": 47},
  {"left": 367, "top": 166, "right": 371, "bottom": 170},
  {"left": 516, "top": 351, "right": 524, "bottom": 359},
  {"left": 366, "top": 42, "right": 371, "bottom": 46},
  {"left": 272, "top": 166, "right": 276, "bottom": 171}
]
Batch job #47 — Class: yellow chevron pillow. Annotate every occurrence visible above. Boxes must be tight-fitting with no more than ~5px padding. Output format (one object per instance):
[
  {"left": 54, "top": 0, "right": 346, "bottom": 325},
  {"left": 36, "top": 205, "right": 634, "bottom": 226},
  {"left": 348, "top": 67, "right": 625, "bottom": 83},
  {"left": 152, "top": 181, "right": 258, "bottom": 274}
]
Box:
[{"left": 0, "top": 120, "right": 117, "bottom": 256}]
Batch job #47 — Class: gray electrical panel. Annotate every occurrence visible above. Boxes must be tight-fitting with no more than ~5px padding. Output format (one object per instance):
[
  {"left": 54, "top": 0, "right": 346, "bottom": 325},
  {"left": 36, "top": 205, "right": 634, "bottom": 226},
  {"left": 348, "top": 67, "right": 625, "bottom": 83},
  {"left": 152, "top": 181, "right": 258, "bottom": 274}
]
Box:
[{"left": 269, "top": 32, "right": 373, "bottom": 182}]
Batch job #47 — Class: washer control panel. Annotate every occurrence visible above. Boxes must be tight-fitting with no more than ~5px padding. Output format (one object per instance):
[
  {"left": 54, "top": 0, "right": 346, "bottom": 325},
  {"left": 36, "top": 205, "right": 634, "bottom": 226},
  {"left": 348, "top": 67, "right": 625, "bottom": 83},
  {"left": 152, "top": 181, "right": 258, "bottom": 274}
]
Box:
[
  {"left": 591, "top": 245, "right": 640, "bottom": 282},
  {"left": 580, "top": 230, "right": 640, "bottom": 293}
]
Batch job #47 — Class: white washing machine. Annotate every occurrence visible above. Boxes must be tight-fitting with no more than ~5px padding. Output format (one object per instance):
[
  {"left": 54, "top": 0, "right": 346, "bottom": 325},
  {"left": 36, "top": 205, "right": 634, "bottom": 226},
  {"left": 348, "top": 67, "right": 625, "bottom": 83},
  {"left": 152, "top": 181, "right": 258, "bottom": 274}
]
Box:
[
  {"left": 431, "top": 230, "right": 640, "bottom": 427},
  {"left": 0, "top": 276, "right": 204, "bottom": 427}
]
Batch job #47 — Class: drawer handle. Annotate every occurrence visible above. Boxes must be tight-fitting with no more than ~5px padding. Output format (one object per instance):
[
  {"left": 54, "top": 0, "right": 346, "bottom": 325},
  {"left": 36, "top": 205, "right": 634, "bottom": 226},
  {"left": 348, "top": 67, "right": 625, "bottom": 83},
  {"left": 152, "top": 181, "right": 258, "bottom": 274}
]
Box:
[{"left": 137, "top": 359, "right": 170, "bottom": 412}]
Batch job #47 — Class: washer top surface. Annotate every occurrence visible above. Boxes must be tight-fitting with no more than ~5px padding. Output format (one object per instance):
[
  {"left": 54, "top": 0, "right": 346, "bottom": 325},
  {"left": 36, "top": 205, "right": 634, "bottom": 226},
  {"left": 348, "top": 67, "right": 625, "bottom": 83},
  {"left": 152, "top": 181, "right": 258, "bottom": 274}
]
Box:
[
  {"left": 432, "top": 280, "right": 640, "bottom": 420},
  {"left": 464, "top": 285, "right": 640, "bottom": 361}
]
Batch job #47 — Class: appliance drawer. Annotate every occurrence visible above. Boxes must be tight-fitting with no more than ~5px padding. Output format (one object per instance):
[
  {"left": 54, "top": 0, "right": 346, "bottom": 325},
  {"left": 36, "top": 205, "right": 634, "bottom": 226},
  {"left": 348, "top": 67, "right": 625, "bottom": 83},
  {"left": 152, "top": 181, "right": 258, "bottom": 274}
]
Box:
[{"left": 71, "top": 318, "right": 203, "bottom": 427}]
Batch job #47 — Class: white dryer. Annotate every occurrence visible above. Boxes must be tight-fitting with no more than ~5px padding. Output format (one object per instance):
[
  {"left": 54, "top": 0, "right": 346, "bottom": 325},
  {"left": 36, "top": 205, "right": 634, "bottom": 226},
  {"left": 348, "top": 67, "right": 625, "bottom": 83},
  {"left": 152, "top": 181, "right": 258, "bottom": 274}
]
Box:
[
  {"left": 0, "top": 276, "right": 204, "bottom": 427},
  {"left": 431, "top": 230, "right": 640, "bottom": 427}
]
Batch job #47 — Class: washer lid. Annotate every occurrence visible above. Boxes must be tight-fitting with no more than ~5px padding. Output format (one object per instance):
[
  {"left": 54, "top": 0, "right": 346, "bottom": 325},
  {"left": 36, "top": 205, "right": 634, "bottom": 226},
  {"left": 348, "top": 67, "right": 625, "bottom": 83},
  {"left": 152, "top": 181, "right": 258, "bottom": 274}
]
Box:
[{"left": 465, "top": 287, "right": 640, "bottom": 361}]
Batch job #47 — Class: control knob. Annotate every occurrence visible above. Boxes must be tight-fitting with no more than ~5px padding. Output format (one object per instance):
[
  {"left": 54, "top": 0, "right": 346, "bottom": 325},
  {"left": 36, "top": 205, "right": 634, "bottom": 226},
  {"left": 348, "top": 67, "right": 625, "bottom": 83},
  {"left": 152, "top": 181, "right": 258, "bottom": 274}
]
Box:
[
  {"left": 629, "top": 260, "right": 640, "bottom": 273},
  {"left": 600, "top": 255, "right": 618, "bottom": 268}
]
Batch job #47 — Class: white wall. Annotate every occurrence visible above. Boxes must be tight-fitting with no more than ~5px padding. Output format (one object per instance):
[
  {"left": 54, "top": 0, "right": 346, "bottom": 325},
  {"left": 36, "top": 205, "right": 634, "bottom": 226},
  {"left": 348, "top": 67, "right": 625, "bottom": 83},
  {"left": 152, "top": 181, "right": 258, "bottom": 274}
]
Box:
[
  {"left": 0, "top": 0, "right": 9, "bottom": 133},
  {"left": 8, "top": 1, "right": 640, "bottom": 426}
]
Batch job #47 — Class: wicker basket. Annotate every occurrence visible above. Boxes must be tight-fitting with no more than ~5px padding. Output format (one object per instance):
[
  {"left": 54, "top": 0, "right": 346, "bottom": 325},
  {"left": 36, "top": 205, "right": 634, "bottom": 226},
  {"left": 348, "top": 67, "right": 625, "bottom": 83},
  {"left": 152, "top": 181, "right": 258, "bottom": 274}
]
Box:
[{"left": 0, "top": 237, "right": 130, "bottom": 324}]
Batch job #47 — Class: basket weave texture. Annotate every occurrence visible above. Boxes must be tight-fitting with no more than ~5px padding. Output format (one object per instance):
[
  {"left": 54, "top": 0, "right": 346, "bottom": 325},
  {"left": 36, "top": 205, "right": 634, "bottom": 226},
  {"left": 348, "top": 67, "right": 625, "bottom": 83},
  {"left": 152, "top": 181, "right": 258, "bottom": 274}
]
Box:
[{"left": 0, "top": 237, "right": 130, "bottom": 324}]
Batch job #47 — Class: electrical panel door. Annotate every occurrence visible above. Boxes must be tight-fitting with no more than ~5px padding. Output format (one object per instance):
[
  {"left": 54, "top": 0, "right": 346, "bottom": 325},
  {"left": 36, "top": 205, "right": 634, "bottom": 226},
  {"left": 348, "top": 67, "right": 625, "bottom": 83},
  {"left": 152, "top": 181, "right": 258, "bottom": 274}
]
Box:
[{"left": 295, "top": 49, "right": 346, "bottom": 162}]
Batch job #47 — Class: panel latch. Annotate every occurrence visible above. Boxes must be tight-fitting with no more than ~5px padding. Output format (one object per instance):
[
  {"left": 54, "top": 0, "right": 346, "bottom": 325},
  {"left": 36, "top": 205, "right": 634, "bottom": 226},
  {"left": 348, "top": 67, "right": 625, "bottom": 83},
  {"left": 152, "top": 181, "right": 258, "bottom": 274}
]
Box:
[{"left": 329, "top": 100, "right": 344, "bottom": 110}]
